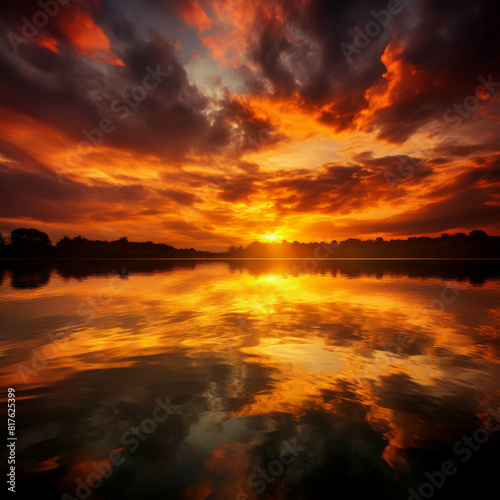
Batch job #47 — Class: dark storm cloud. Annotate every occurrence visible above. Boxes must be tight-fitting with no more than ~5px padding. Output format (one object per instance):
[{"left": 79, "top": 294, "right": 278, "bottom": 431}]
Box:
[
  {"left": 0, "top": 1, "right": 234, "bottom": 165},
  {"left": 218, "top": 175, "right": 259, "bottom": 202},
  {"left": 248, "top": 13, "right": 296, "bottom": 96},
  {"left": 342, "top": 156, "right": 500, "bottom": 235},
  {"left": 203, "top": 149, "right": 498, "bottom": 237},
  {"left": 385, "top": 190, "right": 500, "bottom": 234},
  {"left": 432, "top": 142, "right": 491, "bottom": 158},
  {"left": 354, "top": 152, "right": 433, "bottom": 183},
  {"left": 163, "top": 220, "right": 224, "bottom": 241},
  {"left": 0, "top": 163, "right": 155, "bottom": 222},
  {"left": 242, "top": 0, "right": 499, "bottom": 141},
  {"left": 170, "top": 152, "right": 435, "bottom": 216},
  {"left": 239, "top": 0, "right": 395, "bottom": 132},
  {"left": 430, "top": 154, "right": 500, "bottom": 197},
  {"left": 218, "top": 93, "right": 288, "bottom": 156},
  {"left": 258, "top": 155, "right": 433, "bottom": 214},
  {"left": 352, "top": 0, "right": 500, "bottom": 142},
  {"left": 159, "top": 189, "right": 197, "bottom": 205},
  {"left": 2, "top": 0, "right": 497, "bottom": 165}
]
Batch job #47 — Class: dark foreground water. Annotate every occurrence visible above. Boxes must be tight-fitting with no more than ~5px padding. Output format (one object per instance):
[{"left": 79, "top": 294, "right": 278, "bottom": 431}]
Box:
[{"left": 0, "top": 260, "right": 499, "bottom": 500}]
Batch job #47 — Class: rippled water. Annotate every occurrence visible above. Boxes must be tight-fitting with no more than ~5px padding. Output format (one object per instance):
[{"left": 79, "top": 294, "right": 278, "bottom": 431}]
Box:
[{"left": 1, "top": 260, "right": 499, "bottom": 500}]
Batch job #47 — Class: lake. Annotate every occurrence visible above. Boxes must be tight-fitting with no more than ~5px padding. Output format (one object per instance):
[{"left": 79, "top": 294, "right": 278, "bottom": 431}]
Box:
[{"left": 1, "top": 260, "right": 499, "bottom": 500}]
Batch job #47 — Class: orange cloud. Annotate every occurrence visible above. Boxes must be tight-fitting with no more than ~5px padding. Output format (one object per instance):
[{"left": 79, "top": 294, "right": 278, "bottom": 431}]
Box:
[
  {"left": 199, "top": 0, "right": 268, "bottom": 67},
  {"left": 197, "top": 0, "right": 310, "bottom": 67},
  {"left": 33, "top": 34, "right": 60, "bottom": 54},
  {"left": 56, "top": 5, "right": 124, "bottom": 66},
  {"left": 356, "top": 41, "right": 430, "bottom": 134},
  {"left": 178, "top": 0, "right": 213, "bottom": 33}
]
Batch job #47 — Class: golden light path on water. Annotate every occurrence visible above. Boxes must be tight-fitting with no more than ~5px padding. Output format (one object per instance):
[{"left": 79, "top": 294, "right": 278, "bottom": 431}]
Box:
[{"left": 0, "top": 262, "right": 499, "bottom": 499}]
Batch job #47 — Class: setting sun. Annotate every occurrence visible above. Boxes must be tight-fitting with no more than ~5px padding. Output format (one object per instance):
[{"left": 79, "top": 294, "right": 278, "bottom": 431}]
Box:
[{"left": 259, "top": 232, "right": 285, "bottom": 243}]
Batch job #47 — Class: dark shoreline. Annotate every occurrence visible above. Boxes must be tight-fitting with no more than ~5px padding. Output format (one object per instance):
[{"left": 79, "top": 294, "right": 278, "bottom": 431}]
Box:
[
  {"left": 2, "top": 257, "right": 499, "bottom": 261},
  {"left": 1, "top": 258, "right": 499, "bottom": 289}
]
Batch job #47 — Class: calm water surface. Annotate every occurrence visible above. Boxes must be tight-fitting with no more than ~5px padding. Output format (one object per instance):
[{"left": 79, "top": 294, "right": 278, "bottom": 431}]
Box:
[{"left": 1, "top": 260, "right": 499, "bottom": 500}]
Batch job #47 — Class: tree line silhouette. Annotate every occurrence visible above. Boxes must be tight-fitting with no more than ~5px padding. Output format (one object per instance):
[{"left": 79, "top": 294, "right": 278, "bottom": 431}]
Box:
[
  {"left": 0, "top": 228, "right": 499, "bottom": 258},
  {"left": 2, "top": 259, "right": 499, "bottom": 291}
]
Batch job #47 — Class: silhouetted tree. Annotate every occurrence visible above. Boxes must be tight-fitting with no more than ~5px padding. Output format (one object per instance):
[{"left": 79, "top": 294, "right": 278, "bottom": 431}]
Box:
[
  {"left": 11, "top": 268, "right": 51, "bottom": 289},
  {"left": 11, "top": 228, "right": 51, "bottom": 248},
  {"left": 470, "top": 230, "right": 487, "bottom": 239},
  {"left": 4, "top": 228, "right": 499, "bottom": 259}
]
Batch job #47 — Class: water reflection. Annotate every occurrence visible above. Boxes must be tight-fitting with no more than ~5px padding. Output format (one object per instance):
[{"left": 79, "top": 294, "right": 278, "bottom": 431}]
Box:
[{"left": 0, "top": 260, "right": 499, "bottom": 500}]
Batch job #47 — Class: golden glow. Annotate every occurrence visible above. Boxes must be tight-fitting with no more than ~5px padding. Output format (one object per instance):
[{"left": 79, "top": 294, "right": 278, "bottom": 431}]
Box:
[
  {"left": 1, "top": 0, "right": 499, "bottom": 249},
  {"left": 258, "top": 231, "right": 284, "bottom": 242},
  {"left": 1, "top": 265, "right": 498, "bottom": 459}
]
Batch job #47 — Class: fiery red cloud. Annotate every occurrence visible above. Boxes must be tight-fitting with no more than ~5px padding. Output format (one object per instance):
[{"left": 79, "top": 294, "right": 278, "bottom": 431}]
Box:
[
  {"left": 178, "top": 0, "right": 213, "bottom": 34},
  {"left": 57, "top": 4, "right": 124, "bottom": 66}
]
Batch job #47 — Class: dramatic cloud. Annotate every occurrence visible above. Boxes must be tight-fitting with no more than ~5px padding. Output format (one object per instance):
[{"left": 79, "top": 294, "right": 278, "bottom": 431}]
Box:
[{"left": 0, "top": 0, "right": 499, "bottom": 249}]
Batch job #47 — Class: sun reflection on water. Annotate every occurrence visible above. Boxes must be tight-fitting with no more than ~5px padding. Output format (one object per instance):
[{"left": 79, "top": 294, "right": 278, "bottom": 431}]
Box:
[{"left": 0, "top": 262, "right": 499, "bottom": 499}]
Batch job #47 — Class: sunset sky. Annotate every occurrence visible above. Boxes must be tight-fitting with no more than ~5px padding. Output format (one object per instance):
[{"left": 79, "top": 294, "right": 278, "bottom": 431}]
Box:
[{"left": 0, "top": 0, "right": 499, "bottom": 250}]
